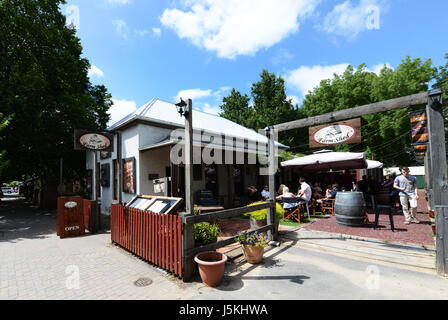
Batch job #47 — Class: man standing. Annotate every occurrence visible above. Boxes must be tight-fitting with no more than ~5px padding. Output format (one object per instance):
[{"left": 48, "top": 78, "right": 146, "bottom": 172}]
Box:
[
  {"left": 394, "top": 167, "right": 420, "bottom": 224},
  {"left": 297, "top": 177, "right": 312, "bottom": 202}
]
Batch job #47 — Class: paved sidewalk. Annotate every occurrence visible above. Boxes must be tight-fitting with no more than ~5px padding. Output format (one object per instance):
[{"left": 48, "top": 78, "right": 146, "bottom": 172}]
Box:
[{"left": 1, "top": 199, "right": 447, "bottom": 300}]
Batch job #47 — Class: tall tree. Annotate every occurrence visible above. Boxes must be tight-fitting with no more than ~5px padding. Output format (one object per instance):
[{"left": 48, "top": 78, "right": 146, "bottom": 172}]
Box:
[
  {"left": 0, "top": 0, "right": 112, "bottom": 184},
  {"left": 220, "top": 70, "right": 305, "bottom": 146},
  {"left": 300, "top": 57, "right": 436, "bottom": 166}
]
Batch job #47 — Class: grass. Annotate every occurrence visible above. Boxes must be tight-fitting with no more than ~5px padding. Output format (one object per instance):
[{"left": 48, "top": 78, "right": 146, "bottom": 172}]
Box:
[{"left": 279, "top": 216, "right": 315, "bottom": 227}]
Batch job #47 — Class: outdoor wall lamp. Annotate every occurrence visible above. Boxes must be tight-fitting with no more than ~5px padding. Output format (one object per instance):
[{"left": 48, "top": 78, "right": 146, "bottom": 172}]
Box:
[{"left": 175, "top": 98, "right": 188, "bottom": 118}]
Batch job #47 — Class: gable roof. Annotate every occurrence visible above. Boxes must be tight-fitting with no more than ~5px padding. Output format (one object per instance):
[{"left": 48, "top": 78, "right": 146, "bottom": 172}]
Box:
[{"left": 108, "top": 98, "right": 288, "bottom": 149}]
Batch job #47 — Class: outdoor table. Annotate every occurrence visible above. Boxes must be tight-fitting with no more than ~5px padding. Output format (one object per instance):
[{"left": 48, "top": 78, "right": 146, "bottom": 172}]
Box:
[{"left": 374, "top": 204, "right": 395, "bottom": 232}]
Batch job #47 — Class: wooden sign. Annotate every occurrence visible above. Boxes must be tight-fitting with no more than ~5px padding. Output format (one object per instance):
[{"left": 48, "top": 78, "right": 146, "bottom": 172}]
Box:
[
  {"left": 309, "top": 118, "right": 362, "bottom": 148},
  {"left": 57, "top": 196, "right": 85, "bottom": 239},
  {"left": 123, "top": 157, "right": 136, "bottom": 194},
  {"left": 74, "top": 130, "right": 114, "bottom": 152}
]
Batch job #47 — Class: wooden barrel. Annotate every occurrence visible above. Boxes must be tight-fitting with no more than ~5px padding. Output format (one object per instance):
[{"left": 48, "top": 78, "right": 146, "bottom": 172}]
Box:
[
  {"left": 334, "top": 192, "right": 366, "bottom": 227},
  {"left": 376, "top": 187, "right": 391, "bottom": 205}
]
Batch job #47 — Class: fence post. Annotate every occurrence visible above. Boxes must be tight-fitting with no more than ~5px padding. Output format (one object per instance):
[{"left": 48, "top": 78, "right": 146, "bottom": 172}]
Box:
[
  {"left": 435, "top": 206, "right": 448, "bottom": 276},
  {"left": 181, "top": 213, "right": 195, "bottom": 282}
]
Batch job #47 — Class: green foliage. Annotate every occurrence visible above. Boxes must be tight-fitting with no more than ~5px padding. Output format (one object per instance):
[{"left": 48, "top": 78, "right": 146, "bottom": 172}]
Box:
[
  {"left": 6, "top": 180, "right": 21, "bottom": 187},
  {"left": 0, "top": 0, "right": 112, "bottom": 183},
  {"left": 236, "top": 231, "right": 269, "bottom": 248},
  {"left": 299, "top": 57, "right": 437, "bottom": 166},
  {"left": 0, "top": 113, "right": 12, "bottom": 178},
  {"left": 244, "top": 201, "right": 284, "bottom": 220},
  {"left": 194, "top": 222, "right": 219, "bottom": 246},
  {"left": 220, "top": 70, "right": 305, "bottom": 147}
]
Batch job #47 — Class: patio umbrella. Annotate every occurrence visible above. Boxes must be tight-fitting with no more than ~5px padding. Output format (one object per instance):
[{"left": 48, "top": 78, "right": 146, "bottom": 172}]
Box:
[
  {"left": 367, "top": 159, "right": 383, "bottom": 169},
  {"left": 281, "top": 150, "right": 368, "bottom": 172}
]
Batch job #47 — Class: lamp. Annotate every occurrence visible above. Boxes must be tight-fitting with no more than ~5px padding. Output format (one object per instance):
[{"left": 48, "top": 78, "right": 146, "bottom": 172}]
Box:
[{"left": 175, "top": 98, "right": 188, "bottom": 117}]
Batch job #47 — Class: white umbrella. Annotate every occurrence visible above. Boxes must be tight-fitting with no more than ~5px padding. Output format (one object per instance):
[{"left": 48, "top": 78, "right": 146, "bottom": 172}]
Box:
[
  {"left": 281, "top": 150, "right": 368, "bottom": 172},
  {"left": 367, "top": 159, "right": 383, "bottom": 169}
]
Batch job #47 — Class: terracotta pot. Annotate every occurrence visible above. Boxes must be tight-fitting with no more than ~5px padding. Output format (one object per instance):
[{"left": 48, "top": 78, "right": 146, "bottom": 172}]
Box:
[
  {"left": 194, "top": 251, "right": 227, "bottom": 287},
  {"left": 242, "top": 245, "right": 264, "bottom": 264}
]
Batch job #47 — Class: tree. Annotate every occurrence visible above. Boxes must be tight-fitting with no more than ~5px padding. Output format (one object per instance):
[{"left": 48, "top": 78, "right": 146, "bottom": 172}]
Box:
[
  {"left": 0, "top": 0, "right": 112, "bottom": 184},
  {"left": 0, "top": 113, "right": 12, "bottom": 181},
  {"left": 220, "top": 70, "right": 305, "bottom": 146},
  {"left": 300, "top": 57, "right": 437, "bottom": 166}
]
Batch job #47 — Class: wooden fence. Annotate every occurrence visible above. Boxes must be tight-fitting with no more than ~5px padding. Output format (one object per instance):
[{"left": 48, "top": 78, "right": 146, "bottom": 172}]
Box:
[{"left": 110, "top": 204, "right": 183, "bottom": 278}]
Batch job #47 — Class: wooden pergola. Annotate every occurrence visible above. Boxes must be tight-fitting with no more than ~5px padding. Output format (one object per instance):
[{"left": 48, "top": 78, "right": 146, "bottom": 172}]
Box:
[{"left": 265, "top": 89, "right": 448, "bottom": 276}]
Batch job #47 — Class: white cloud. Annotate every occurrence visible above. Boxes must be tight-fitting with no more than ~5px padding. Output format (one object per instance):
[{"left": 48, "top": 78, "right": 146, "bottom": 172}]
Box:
[
  {"left": 322, "top": 0, "right": 383, "bottom": 39},
  {"left": 285, "top": 63, "right": 349, "bottom": 96},
  {"left": 113, "top": 20, "right": 129, "bottom": 38},
  {"left": 202, "top": 103, "right": 221, "bottom": 115},
  {"left": 369, "top": 62, "right": 392, "bottom": 75},
  {"left": 152, "top": 27, "right": 162, "bottom": 37},
  {"left": 175, "top": 88, "right": 212, "bottom": 102},
  {"left": 288, "top": 95, "right": 301, "bottom": 107},
  {"left": 88, "top": 65, "right": 104, "bottom": 78},
  {"left": 160, "top": 0, "right": 321, "bottom": 59},
  {"left": 135, "top": 29, "right": 149, "bottom": 36},
  {"left": 108, "top": 99, "right": 137, "bottom": 127},
  {"left": 272, "top": 48, "right": 295, "bottom": 65}
]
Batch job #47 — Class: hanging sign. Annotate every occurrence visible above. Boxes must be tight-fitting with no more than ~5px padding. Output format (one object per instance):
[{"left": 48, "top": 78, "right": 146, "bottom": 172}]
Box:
[
  {"left": 410, "top": 110, "right": 428, "bottom": 145},
  {"left": 74, "top": 130, "right": 114, "bottom": 152},
  {"left": 309, "top": 118, "right": 362, "bottom": 148}
]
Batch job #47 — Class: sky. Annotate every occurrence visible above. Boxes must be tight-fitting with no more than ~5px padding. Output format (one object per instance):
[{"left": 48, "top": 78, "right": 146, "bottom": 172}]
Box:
[{"left": 62, "top": 0, "right": 448, "bottom": 127}]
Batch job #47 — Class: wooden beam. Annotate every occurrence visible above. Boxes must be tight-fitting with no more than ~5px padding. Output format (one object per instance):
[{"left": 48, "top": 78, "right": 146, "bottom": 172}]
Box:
[
  {"left": 185, "top": 202, "right": 270, "bottom": 224},
  {"left": 272, "top": 92, "right": 428, "bottom": 132},
  {"left": 426, "top": 89, "right": 448, "bottom": 275}
]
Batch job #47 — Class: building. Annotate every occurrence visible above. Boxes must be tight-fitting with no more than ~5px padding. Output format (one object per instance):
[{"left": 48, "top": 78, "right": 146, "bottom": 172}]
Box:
[{"left": 86, "top": 98, "right": 287, "bottom": 227}]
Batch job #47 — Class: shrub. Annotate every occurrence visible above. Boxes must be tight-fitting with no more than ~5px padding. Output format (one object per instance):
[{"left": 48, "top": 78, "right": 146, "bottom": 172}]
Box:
[
  {"left": 194, "top": 222, "right": 219, "bottom": 246},
  {"left": 244, "top": 201, "right": 284, "bottom": 220}
]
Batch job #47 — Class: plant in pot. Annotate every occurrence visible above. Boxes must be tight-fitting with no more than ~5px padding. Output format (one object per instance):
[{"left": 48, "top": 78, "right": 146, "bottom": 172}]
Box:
[
  {"left": 236, "top": 231, "right": 269, "bottom": 264},
  {"left": 193, "top": 222, "right": 226, "bottom": 287},
  {"left": 244, "top": 201, "right": 284, "bottom": 233}
]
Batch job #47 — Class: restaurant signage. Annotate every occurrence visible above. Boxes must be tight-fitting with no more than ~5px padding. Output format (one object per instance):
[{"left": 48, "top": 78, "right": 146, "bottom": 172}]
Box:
[
  {"left": 309, "top": 118, "right": 362, "bottom": 148},
  {"left": 74, "top": 130, "right": 114, "bottom": 152},
  {"left": 410, "top": 110, "right": 428, "bottom": 163}
]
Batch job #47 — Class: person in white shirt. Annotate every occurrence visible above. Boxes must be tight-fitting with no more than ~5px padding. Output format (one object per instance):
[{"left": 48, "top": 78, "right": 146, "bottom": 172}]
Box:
[
  {"left": 297, "top": 177, "right": 312, "bottom": 203},
  {"left": 260, "top": 185, "right": 270, "bottom": 200}
]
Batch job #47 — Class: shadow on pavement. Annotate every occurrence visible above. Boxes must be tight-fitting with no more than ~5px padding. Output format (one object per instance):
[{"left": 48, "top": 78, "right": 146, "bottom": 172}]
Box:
[{"left": 0, "top": 198, "right": 57, "bottom": 243}]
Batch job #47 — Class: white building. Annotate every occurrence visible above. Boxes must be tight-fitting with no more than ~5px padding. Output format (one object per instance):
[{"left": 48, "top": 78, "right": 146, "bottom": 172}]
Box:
[{"left": 86, "top": 98, "right": 287, "bottom": 227}]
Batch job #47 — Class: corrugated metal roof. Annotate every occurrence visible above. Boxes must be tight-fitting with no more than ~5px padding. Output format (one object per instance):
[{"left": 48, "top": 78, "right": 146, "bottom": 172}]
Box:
[{"left": 108, "top": 98, "right": 288, "bottom": 149}]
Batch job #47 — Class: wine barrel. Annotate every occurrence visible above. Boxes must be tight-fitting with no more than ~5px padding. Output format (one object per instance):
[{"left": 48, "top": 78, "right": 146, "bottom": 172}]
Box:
[
  {"left": 334, "top": 192, "right": 366, "bottom": 227},
  {"left": 376, "top": 187, "right": 391, "bottom": 205}
]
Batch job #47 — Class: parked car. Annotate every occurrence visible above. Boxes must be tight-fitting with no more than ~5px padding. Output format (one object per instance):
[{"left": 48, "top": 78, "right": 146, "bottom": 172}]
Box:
[{"left": 1, "top": 186, "right": 17, "bottom": 196}]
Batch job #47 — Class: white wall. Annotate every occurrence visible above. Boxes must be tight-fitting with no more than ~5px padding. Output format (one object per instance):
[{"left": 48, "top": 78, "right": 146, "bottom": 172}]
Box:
[{"left": 139, "top": 146, "right": 171, "bottom": 195}]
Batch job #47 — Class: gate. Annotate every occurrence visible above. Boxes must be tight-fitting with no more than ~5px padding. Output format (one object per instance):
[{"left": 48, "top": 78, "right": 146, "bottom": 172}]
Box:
[{"left": 110, "top": 204, "right": 183, "bottom": 278}]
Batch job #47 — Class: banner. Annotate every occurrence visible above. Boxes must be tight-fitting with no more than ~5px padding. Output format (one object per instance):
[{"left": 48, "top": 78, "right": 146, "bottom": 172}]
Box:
[{"left": 410, "top": 110, "right": 428, "bottom": 145}]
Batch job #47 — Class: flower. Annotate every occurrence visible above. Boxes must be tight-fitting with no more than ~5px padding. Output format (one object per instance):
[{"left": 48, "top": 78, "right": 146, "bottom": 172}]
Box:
[{"left": 236, "top": 231, "right": 269, "bottom": 248}]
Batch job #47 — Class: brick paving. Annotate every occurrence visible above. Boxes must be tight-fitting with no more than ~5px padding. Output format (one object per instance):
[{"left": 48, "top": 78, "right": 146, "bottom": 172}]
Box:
[{"left": 0, "top": 199, "right": 196, "bottom": 300}]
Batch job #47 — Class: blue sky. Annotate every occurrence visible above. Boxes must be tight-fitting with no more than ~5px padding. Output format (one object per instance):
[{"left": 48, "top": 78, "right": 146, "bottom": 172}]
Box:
[{"left": 62, "top": 0, "right": 448, "bottom": 127}]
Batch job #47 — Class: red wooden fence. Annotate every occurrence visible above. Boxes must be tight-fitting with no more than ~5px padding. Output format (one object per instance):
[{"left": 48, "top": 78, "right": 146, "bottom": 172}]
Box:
[{"left": 110, "top": 204, "right": 183, "bottom": 278}]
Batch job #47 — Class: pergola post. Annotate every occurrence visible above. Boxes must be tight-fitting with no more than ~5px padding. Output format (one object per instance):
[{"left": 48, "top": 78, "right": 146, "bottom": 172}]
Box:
[
  {"left": 267, "top": 126, "right": 278, "bottom": 241},
  {"left": 426, "top": 89, "right": 448, "bottom": 275}
]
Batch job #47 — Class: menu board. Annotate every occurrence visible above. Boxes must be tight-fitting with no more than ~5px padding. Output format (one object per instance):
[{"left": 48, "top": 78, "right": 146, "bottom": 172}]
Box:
[{"left": 126, "top": 195, "right": 182, "bottom": 215}]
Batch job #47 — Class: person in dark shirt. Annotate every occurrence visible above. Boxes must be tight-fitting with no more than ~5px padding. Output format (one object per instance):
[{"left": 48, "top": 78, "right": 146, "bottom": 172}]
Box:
[
  {"left": 357, "top": 175, "right": 369, "bottom": 196},
  {"left": 246, "top": 186, "right": 259, "bottom": 203}
]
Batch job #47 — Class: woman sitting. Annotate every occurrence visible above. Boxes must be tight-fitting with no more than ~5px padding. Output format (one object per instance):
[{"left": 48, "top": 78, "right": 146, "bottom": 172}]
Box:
[{"left": 276, "top": 187, "right": 298, "bottom": 209}]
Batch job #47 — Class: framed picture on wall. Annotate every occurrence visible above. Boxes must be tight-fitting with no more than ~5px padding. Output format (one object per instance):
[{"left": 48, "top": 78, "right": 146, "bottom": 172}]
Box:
[
  {"left": 100, "top": 163, "right": 110, "bottom": 187},
  {"left": 123, "top": 157, "right": 136, "bottom": 194},
  {"left": 100, "top": 151, "right": 112, "bottom": 160}
]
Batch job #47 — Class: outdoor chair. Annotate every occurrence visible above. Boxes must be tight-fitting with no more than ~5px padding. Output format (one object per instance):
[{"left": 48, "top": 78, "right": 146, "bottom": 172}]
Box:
[
  {"left": 320, "top": 198, "right": 336, "bottom": 215},
  {"left": 282, "top": 197, "right": 302, "bottom": 223},
  {"left": 298, "top": 200, "right": 311, "bottom": 220}
]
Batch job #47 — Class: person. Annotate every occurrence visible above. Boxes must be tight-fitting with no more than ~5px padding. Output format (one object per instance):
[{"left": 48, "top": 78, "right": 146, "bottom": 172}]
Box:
[
  {"left": 261, "top": 185, "right": 270, "bottom": 201},
  {"left": 339, "top": 170, "right": 354, "bottom": 191},
  {"left": 368, "top": 176, "right": 381, "bottom": 196},
  {"left": 277, "top": 184, "right": 286, "bottom": 196},
  {"left": 297, "top": 177, "right": 312, "bottom": 203},
  {"left": 326, "top": 184, "right": 339, "bottom": 199},
  {"left": 357, "top": 175, "right": 369, "bottom": 197},
  {"left": 247, "top": 186, "right": 259, "bottom": 203},
  {"left": 351, "top": 180, "right": 358, "bottom": 192},
  {"left": 382, "top": 175, "right": 394, "bottom": 190},
  {"left": 276, "top": 187, "right": 298, "bottom": 210},
  {"left": 394, "top": 167, "right": 420, "bottom": 224},
  {"left": 312, "top": 182, "right": 323, "bottom": 199}
]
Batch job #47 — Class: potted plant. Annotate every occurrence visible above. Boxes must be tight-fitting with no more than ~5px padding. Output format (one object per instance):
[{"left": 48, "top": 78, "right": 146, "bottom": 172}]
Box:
[
  {"left": 244, "top": 201, "right": 284, "bottom": 232},
  {"left": 193, "top": 222, "right": 219, "bottom": 247},
  {"left": 236, "top": 231, "right": 269, "bottom": 264}
]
